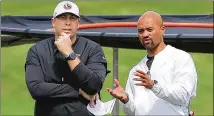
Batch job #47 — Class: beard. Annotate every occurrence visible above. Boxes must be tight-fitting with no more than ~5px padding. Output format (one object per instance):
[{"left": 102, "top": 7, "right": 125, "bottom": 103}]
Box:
[{"left": 142, "top": 40, "right": 156, "bottom": 50}]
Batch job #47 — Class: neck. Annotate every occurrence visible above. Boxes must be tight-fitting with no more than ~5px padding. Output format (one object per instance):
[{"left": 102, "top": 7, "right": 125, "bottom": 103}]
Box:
[{"left": 147, "top": 42, "right": 166, "bottom": 57}]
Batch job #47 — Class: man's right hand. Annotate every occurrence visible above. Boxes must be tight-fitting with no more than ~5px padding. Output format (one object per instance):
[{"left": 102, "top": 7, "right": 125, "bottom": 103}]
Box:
[
  {"left": 106, "top": 79, "right": 129, "bottom": 104},
  {"left": 55, "top": 32, "right": 73, "bottom": 57}
]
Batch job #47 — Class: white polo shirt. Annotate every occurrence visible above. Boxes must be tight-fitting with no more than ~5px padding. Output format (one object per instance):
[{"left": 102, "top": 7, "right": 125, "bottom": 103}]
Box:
[{"left": 121, "top": 45, "right": 198, "bottom": 115}]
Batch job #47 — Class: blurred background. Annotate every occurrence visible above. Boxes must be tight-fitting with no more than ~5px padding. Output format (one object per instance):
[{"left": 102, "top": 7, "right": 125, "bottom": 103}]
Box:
[{"left": 1, "top": 0, "right": 213, "bottom": 115}]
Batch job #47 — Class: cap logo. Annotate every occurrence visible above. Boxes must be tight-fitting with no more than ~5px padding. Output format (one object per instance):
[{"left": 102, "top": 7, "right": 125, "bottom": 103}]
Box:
[{"left": 64, "top": 3, "right": 72, "bottom": 10}]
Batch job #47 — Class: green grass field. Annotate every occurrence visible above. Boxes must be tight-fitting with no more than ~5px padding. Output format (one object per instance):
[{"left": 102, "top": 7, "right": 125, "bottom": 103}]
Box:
[{"left": 1, "top": 1, "right": 213, "bottom": 115}]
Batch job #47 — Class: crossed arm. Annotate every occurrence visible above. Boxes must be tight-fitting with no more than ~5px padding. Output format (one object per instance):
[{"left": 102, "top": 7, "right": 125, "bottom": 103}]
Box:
[{"left": 25, "top": 45, "right": 107, "bottom": 100}]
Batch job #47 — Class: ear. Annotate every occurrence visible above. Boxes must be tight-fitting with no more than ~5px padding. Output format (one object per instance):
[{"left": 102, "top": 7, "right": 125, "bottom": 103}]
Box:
[
  {"left": 77, "top": 20, "right": 80, "bottom": 29},
  {"left": 51, "top": 18, "right": 56, "bottom": 28},
  {"left": 160, "top": 25, "right": 165, "bottom": 35},
  {"left": 77, "top": 24, "right": 79, "bottom": 29}
]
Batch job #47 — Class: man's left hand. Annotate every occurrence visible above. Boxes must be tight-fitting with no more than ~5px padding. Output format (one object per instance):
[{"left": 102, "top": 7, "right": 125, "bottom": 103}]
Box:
[
  {"left": 54, "top": 32, "right": 73, "bottom": 57},
  {"left": 133, "top": 70, "right": 154, "bottom": 89},
  {"left": 79, "top": 89, "right": 99, "bottom": 108}
]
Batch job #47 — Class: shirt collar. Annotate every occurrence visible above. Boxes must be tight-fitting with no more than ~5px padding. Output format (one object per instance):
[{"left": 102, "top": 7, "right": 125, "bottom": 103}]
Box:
[{"left": 142, "top": 45, "right": 170, "bottom": 64}]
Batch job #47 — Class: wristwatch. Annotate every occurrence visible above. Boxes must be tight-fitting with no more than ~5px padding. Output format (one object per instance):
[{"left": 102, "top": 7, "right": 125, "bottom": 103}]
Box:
[
  {"left": 154, "top": 80, "right": 158, "bottom": 85},
  {"left": 151, "top": 80, "right": 160, "bottom": 94},
  {"left": 65, "top": 51, "right": 77, "bottom": 60}
]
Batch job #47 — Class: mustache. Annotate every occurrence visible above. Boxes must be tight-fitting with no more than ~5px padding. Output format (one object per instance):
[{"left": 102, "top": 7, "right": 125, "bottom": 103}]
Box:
[{"left": 143, "top": 37, "right": 150, "bottom": 39}]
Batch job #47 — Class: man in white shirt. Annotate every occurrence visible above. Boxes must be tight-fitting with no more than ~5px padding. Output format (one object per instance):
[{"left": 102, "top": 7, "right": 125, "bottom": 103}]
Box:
[{"left": 107, "top": 11, "right": 198, "bottom": 115}]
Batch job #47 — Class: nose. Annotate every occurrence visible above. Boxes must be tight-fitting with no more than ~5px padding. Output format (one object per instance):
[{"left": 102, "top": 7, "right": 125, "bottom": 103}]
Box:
[
  {"left": 143, "top": 31, "right": 149, "bottom": 38},
  {"left": 65, "top": 18, "right": 71, "bottom": 25}
]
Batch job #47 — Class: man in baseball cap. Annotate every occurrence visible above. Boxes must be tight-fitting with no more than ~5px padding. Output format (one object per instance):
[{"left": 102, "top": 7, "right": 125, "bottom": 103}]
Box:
[{"left": 25, "top": 0, "right": 108, "bottom": 116}]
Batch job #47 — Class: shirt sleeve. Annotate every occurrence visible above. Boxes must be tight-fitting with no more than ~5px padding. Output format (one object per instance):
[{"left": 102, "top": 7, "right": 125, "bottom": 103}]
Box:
[
  {"left": 151, "top": 54, "right": 198, "bottom": 106},
  {"left": 71, "top": 45, "right": 107, "bottom": 95},
  {"left": 25, "top": 46, "right": 79, "bottom": 100},
  {"left": 120, "top": 70, "right": 136, "bottom": 115}
]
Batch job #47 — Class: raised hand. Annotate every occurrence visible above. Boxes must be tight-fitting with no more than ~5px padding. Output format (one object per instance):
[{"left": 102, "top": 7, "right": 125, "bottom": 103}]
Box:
[
  {"left": 133, "top": 70, "right": 154, "bottom": 89},
  {"left": 54, "top": 32, "right": 73, "bottom": 57},
  {"left": 106, "top": 79, "right": 128, "bottom": 103}
]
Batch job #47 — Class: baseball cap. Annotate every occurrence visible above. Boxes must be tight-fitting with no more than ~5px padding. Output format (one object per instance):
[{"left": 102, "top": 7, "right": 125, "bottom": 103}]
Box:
[{"left": 53, "top": 1, "right": 80, "bottom": 18}]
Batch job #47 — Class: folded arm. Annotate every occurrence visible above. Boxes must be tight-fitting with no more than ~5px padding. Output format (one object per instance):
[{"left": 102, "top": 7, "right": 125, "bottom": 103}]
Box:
[
  {"left": 25, "top": 47, "right": 79, "bottom": 100},
  {"left": 68, "top": 45, "right": 108, "bottom": 95}
]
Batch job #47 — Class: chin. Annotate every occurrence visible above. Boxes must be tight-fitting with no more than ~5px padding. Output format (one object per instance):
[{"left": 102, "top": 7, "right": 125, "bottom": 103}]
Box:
[{"left": 145, "top": 45, "right": 155, "bottom": 50}]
